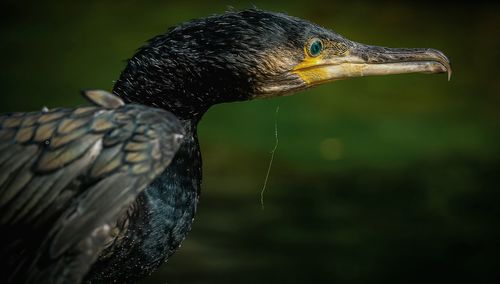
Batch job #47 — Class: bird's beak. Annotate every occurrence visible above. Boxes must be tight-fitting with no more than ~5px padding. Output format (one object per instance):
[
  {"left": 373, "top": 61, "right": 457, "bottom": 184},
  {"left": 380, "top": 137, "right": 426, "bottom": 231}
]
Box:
[{"left": 292, "top": 42, "right": 452, "bottom": 87}]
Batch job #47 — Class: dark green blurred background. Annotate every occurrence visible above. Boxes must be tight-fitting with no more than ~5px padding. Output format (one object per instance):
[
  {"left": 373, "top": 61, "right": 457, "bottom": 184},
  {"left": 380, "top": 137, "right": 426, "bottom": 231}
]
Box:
[{"left": 1, "top": 1, "right": 499, "bottom": 283}]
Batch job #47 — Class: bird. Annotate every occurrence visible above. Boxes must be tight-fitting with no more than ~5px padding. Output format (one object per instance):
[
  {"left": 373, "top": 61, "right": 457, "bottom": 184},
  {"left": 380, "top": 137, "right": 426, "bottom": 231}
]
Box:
[{"left": 0, "top": 9, "right": 451, "bottom": 284}]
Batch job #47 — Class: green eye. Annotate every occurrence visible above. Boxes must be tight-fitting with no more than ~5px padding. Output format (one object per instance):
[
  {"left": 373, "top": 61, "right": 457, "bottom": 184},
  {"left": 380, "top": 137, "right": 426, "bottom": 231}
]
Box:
[{"left": 308, "top": 38, "right": 323, "bottom": 57}]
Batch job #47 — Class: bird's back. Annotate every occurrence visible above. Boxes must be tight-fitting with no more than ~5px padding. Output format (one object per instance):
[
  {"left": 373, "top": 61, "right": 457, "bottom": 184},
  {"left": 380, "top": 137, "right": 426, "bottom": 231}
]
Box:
[{"left": 0, "top": 90, "right": 184, "bottom": 283}]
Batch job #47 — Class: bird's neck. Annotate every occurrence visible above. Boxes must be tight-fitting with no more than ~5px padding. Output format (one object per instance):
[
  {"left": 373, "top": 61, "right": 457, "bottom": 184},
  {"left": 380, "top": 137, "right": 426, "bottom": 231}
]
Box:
[
  {"left": 113, "top": 75, "right": 208, "bottom": 121},
  {"left": 112, "top": 44, "right": 253, "bottom": 121}
]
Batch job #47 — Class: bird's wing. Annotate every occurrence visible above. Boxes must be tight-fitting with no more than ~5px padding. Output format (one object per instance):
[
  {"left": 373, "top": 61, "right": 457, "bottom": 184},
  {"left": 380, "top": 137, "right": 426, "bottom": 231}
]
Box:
[{"left": 0, "top": 90, "right": 184, "bottom": 284}]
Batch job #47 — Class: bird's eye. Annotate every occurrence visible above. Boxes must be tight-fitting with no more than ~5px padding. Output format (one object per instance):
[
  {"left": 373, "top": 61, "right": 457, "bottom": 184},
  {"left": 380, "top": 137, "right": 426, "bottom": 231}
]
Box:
[{"left": 308, "top": 38, "right": 323, "bottom": 57}]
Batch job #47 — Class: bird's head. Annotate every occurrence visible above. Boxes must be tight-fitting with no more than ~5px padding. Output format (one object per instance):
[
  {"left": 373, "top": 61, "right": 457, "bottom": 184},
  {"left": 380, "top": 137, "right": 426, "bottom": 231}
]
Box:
[{"left": 114, "top": 9, "right": 451, "bottom": 120}]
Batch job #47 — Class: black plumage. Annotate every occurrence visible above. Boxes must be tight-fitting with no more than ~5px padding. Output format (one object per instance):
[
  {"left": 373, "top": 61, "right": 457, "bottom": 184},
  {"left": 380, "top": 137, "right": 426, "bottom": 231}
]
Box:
[{"left": 0, "top": 9, "right": 450, "bottom": 283}]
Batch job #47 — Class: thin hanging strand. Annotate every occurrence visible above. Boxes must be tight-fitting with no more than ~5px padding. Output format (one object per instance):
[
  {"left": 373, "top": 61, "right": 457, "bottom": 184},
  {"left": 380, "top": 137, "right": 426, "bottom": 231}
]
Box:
[{"left": 260, "top": 105, "right": 280, "bottom": 210}]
